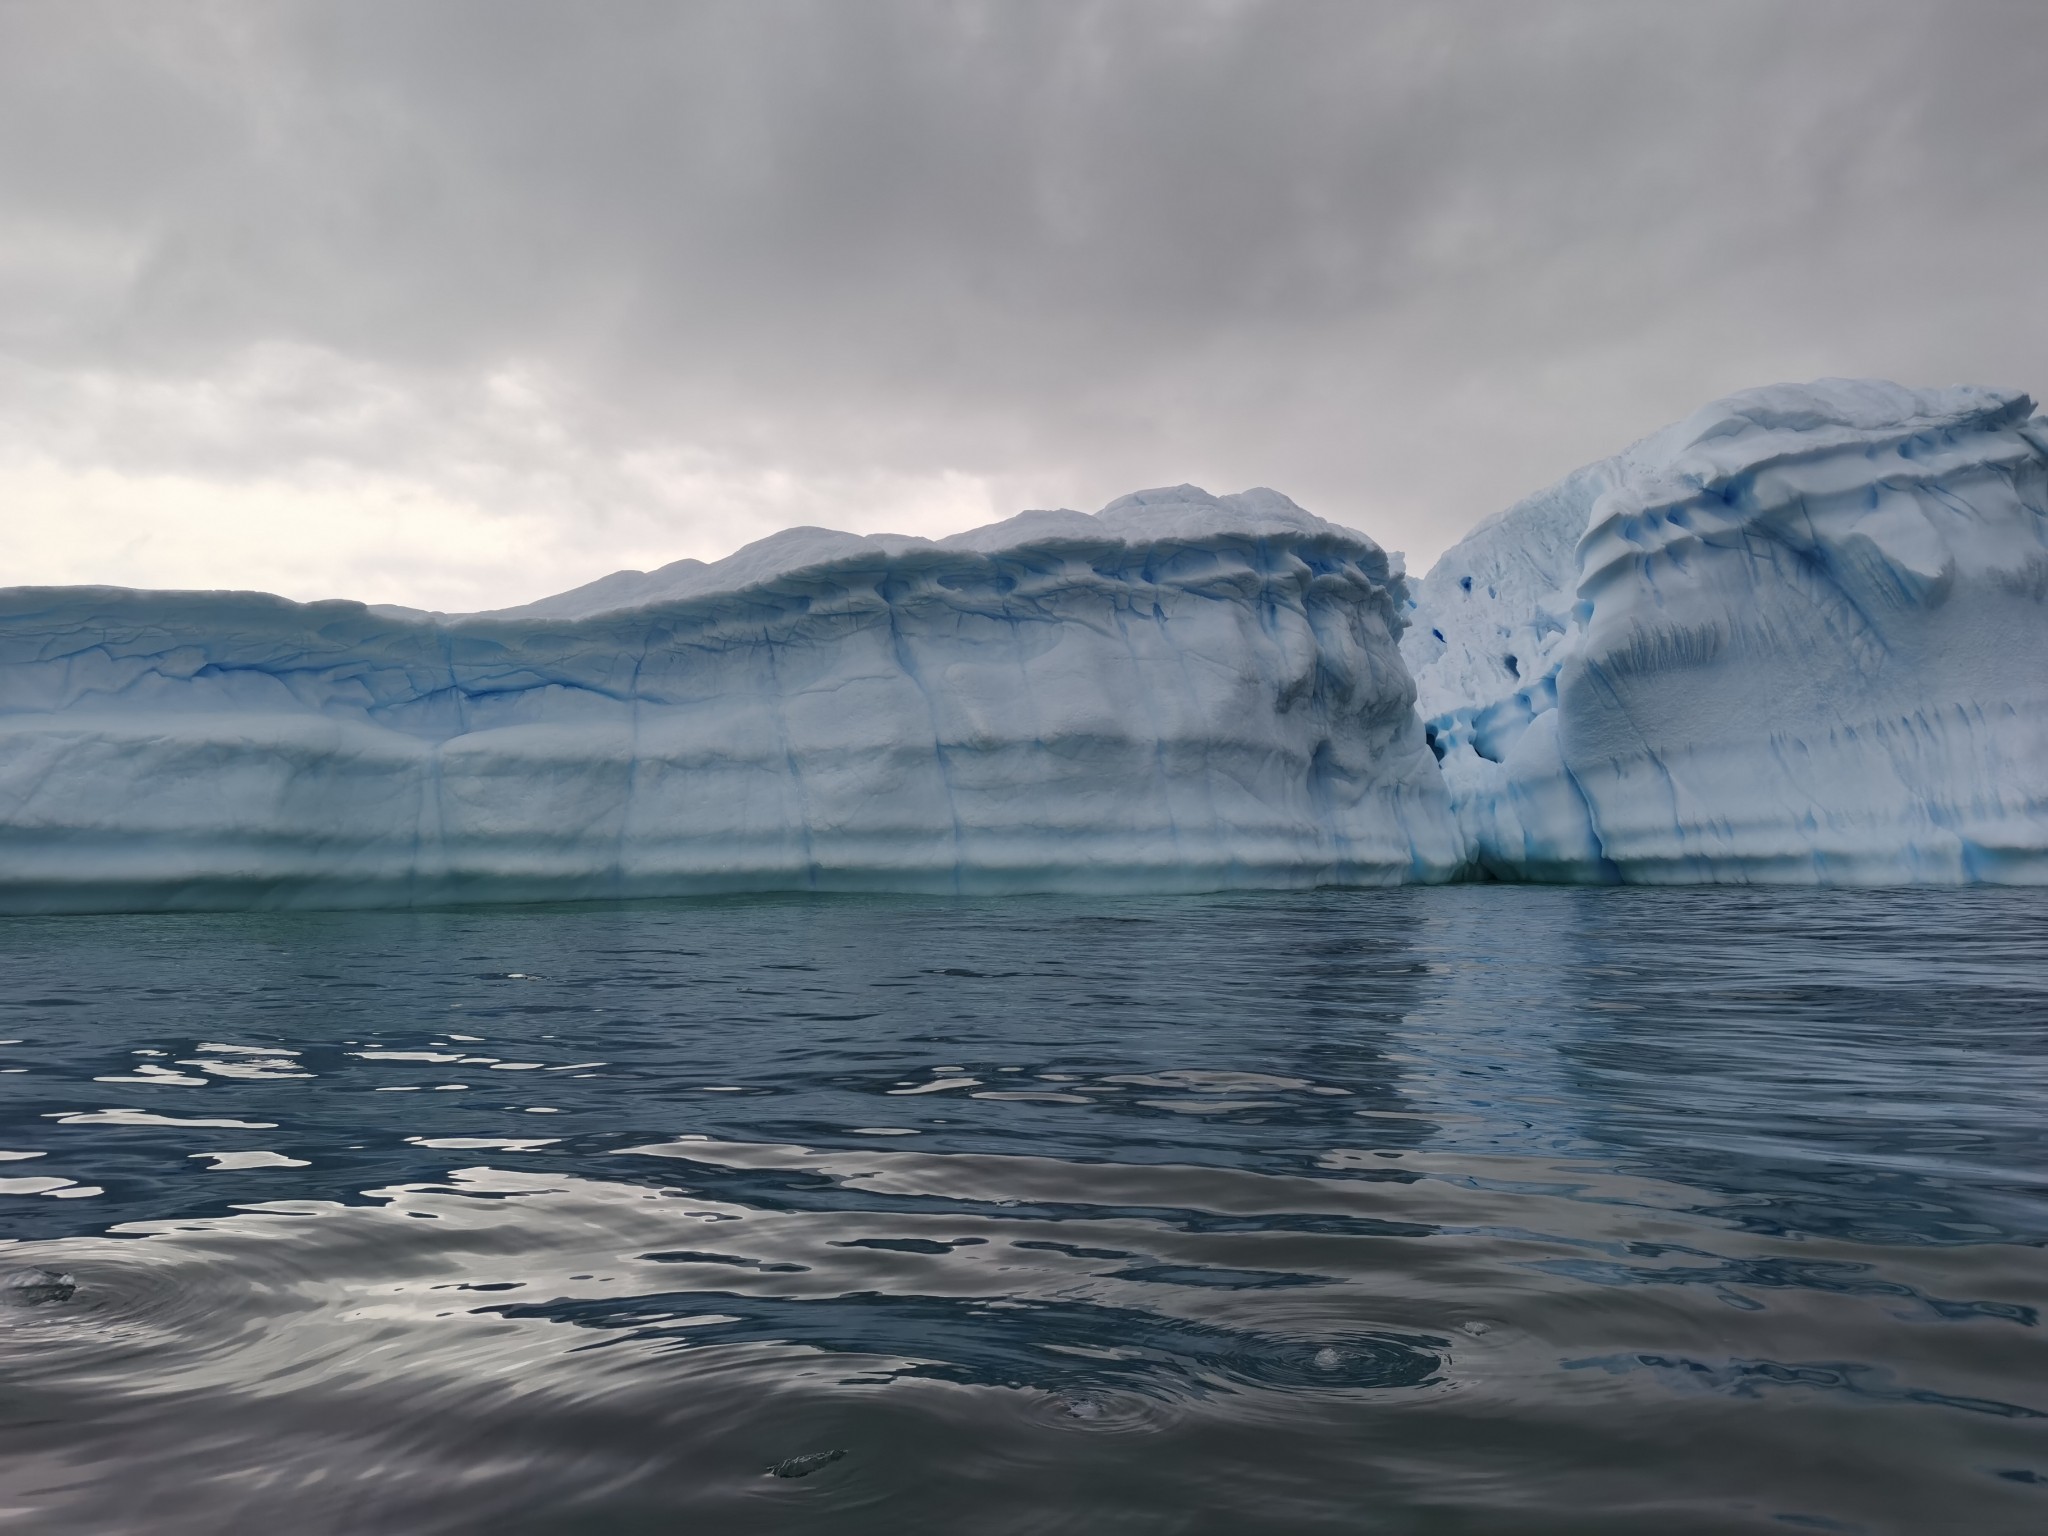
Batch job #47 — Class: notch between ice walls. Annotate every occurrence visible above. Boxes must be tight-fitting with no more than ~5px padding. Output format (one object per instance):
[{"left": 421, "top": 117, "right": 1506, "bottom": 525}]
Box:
[{"left": 0, "top": 379, "right": 2043, "bottom": 913}]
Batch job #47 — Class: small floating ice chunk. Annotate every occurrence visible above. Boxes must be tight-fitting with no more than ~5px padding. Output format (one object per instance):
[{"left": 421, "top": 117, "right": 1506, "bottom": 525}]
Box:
[
  {"left": 3, "top": 1268, "right": 75, "bottom": 1305},
  {"left": 766, "top": 1448, "right": 846, "bottom": 1479}
]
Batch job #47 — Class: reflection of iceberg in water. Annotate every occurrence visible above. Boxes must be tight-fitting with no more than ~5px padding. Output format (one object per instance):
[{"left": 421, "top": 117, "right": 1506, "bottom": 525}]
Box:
[{"left": 1383, "top": 885, "right": 2048, "bottom": 1248}]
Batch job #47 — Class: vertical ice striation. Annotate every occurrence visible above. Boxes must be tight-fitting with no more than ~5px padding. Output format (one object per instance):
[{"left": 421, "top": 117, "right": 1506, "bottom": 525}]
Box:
[
  {"left": 1405, "top": 380, "right": 2048, "bottom": 882},
  {"left": 0, "top": 486, "right": 1463, "bottom": 912}
]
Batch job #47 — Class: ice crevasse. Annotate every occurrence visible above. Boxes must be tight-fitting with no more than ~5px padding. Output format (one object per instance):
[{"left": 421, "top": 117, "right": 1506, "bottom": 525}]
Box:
[
  {"left": 0, "top": 489, "right": 1464, "bottom": 911},
  {"left": 1404, "top": 379, "right": 2048, "bottom": 883}
]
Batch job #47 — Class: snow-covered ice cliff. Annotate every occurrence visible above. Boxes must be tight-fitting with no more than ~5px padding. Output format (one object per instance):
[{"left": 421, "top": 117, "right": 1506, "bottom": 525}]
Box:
[
  {"left": 1404, "top": 380, "right": 2048, "bottom": 883},
  {"left": 0, "top": 487, "right": 1463, "bottom": 912}
]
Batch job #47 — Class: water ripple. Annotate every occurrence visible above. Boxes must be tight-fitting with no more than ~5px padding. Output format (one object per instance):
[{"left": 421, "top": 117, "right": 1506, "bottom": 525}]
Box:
[{"left": 1, "top": 886, "right": 2045, "bottom": 1533}]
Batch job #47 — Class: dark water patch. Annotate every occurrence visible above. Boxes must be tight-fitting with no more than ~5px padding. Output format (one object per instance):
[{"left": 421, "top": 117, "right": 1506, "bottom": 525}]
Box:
[
  {"left": 1009, "top": 1239, "right": 1138, "bottom": 1261},
  {"left": 1564, "top": 1352, "right": 2048, "bottom": 1419},
  {"left": 642, "top": 1249, "right": 812, "bottom": 1273},
  {"left": 489, "top": 1287, "right": 1445, "bottom": 1397},
  {"left": 830, "top": 1236, "right": 986, "bottom": 1254},
  {"left": 1107, "top": 1263, "right": 1332, "bottom": 1290},
  {"left": 1532, "top": 1250, "right": 2041, "bottom": 1326}
]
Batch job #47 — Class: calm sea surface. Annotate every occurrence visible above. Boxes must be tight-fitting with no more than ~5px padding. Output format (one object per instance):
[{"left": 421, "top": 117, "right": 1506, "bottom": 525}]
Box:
[{"left": 1, "top": 887, "right": 2045, "bottom": 1534}]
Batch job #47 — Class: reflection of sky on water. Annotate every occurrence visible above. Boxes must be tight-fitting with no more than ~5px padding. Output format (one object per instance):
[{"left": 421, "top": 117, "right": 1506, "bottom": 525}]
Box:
[{"left": 1, "top": 887, "right": 2045, "bottom": 1534}]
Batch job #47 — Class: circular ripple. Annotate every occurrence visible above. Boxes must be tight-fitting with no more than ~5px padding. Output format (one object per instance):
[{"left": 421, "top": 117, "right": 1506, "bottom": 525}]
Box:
[
  {"left": 1195, "top": 1331, "right": 1445, "bottom": 1394},
  {"left": 1026, "top": 1387, "right": 1178, "bottom": 1436}
]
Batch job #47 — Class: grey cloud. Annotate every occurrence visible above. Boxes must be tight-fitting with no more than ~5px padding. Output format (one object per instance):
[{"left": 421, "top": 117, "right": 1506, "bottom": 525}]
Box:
[{"left": 3, "top": 0, "right": 2046, "bottom": 584}]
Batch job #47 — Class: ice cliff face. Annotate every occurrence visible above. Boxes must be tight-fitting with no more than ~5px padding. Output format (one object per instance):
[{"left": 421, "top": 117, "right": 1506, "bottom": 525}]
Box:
[
  {"left": 1404, "top": 380, "right": 2048, "bottom": 883},
  {"left": 0, "top": 486, "right": 1463, "bottom": 912}
]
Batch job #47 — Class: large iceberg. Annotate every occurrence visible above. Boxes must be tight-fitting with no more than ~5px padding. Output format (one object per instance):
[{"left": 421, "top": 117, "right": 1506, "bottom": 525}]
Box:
[
  {"left": 0, "top": 487, "right": 1463, "bottom": 912},
  {"left": 8, "top": 379, "right": 2046, "bottom": 913},
  {"left": 1404, "top": 380, "right": 2048, "bottom": 883}
]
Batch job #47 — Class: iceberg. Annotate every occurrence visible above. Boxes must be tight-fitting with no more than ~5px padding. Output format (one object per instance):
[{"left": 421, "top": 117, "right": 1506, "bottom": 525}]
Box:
[
  {"left": 0, "top": 487, "right": 1463, "bottom": 912},
  {"left": 1404, "top": 379, "right": 2048, "bottom": 883},
  {"left": 8, "top": 378, "right": 2044, "bottom": 913}
]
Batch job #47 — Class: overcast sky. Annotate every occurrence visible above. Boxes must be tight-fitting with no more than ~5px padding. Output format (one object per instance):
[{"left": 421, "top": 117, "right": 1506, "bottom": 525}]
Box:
[{"left": 4, "top": 1, "right": 2045, "bottom": 609}]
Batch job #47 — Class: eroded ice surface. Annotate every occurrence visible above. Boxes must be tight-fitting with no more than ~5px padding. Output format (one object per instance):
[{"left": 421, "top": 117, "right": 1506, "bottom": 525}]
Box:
[
  {"left": 0, "top": 486, "right": 1463, "bottom": 912},
  {"left": 1404, "top": 380, "right": 2048, "bottom": 883}
]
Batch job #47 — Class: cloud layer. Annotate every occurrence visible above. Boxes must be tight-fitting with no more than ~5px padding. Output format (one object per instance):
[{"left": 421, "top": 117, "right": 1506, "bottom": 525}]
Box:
[{"left": 5, "top": 1, "right": 2046, "bottom": 606}]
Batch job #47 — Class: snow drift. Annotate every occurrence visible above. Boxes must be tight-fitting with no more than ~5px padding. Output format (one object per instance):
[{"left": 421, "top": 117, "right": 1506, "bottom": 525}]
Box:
[
  {"left": 1404, "top": 380, "right": 2048, "bottom": 883},
  {"left": 0, "top": 487, "right": 1463, "bottom": 912}
]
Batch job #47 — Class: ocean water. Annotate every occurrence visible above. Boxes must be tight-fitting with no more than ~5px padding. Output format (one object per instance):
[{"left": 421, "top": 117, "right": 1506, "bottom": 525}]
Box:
[{"left": 1, "top": 886, "right": 2044, "bottom": 1534}]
